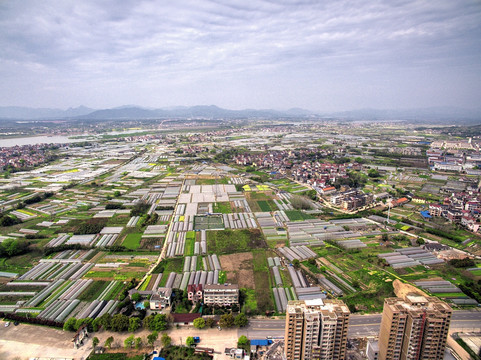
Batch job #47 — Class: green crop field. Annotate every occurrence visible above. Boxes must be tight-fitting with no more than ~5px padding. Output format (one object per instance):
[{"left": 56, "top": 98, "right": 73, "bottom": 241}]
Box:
[
  {"left": 184, "top": 231, "right": 196, "bottom": 256},
  {"left": 257, "top": 200, "right": 272, "bottom": 212},
  {"left": 251, "top": 250, "right": 274, "bottom": 313},
  {"left": 242, "top": 288, "right": 257, "bottom": 313},
  {"left": 207, "top": 229, "right": 267, "bottom": 254},
  {"left": 284, "top": 210, "right": 315, "bottom": 221},
  {"left": 256, "top": 200, "right": 279, "bottom": 212},
  {"left": 78, "top": 280, "right": 108, "bottom": 301},
  {"left": 213, "top": 202, "right": 231, "bottom": 214},
  {"left": 432, "top": 292, "right": 466, "bottom": 298},
  {"left": 122, "top": 233, "right": 142, "bottom": 250},
  {"left": 139, "top": 275, "right": 152, "bottom": 291}
]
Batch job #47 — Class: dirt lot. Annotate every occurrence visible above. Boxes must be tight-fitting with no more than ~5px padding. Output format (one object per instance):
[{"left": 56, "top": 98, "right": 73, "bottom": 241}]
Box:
[
  {"left": 219, "top": 252, "right": 255, "bottom": 289},
  {"left": 0, "top": 320, "right": 92, "bottom": 360},
  {"left": 0, "top": 320, "right": 239, "bottom": 360}
]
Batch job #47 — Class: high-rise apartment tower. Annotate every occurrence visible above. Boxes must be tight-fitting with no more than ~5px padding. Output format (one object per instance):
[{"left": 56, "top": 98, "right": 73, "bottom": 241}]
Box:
[
  {"left": 378, "top": 295, "right": 452, "bottom": 360},
  {"left": 284, "top": 298, "right": 350, "bottom": 360}
]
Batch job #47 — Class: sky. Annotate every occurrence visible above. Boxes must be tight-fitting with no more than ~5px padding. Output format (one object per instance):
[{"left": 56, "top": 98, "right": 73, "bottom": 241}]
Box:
[{"left": 0, "top": 0, "right": 480, "bottom": 112}]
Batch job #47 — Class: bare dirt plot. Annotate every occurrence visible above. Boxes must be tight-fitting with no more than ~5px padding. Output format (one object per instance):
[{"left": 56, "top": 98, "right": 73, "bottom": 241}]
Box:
[
  {"left": 219, "top": 252, "right": 255, "bottom": 289},
  {"left": 0, "top": 321, "right": 92, "bottom": 360}
]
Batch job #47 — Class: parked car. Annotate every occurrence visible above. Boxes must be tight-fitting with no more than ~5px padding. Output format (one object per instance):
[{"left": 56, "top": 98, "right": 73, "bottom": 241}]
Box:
[{"left": 4, "top": 322, "right": 10, "bottom": 327}]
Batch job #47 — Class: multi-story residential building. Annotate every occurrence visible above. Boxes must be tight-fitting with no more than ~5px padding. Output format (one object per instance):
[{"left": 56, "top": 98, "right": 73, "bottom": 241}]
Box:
[
  {"left": 149, "top": 287, "right": 172, "bottom": 310},
  {"left": 378, "top": 295, "right": 452, "bottom": 360},
  {"left": 367, "top": 339, "right": 380, "bottom": 360},
  {"left": 187, "top": 284, "right": 203, "bottom": 303},
  {"left": 284, "top": 298, "right": 350, "bottom": 360},
  {"left": 428, "top": 204, "right": 445, "bottom": 217},
  {"left": 203, "top": 284, "right": 239, "bottom": 307}
]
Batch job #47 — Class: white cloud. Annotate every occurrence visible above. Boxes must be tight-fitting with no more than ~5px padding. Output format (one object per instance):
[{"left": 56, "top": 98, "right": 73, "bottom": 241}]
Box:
[{"left": 0, "top": 0, "right": 480, "bottom": 110}]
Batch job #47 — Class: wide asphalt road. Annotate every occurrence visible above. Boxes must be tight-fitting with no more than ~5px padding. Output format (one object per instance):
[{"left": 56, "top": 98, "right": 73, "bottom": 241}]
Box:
[{"left": 240, "top": 310, "right": 481, "bottom": 339}]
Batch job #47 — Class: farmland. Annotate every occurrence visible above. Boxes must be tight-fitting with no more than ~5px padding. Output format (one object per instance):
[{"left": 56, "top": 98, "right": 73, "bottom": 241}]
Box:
[
  {"left": 207, "top": 229, "right": 267, "bottom": 254},
  {"left": 122, "top": 233, "right": 142, "bottom": 250},
  {"left": 0, "top": 119, "right": 480, "bottom": 350}
]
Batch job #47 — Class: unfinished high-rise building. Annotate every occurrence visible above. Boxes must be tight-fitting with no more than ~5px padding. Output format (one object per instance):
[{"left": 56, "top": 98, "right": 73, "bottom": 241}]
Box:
[
  {"left": 284, "top": 298, "right": 350, "bottom": 360},
  {"left": 378, "top": 295, "right": 452, "bottom": 360}
]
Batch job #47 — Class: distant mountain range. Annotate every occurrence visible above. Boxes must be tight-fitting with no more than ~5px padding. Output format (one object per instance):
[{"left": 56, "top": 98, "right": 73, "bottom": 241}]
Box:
[
  {"left": 0, "top": 105, "right": 480, "bottom": 123},
  {"left": 0, "top": 105, "right": 314, "bottom": 120},
  {"left": 0, "top": 106, "right": 95, "bottom": 119}
]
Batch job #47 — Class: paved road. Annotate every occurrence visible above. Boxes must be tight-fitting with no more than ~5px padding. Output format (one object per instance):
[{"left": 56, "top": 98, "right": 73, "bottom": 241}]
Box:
[{"left": 240, "top": 310, "right": 481, "bottom": 339}]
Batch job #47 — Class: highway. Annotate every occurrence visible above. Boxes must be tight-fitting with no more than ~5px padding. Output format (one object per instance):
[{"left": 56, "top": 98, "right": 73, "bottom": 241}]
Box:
[{"left": 239, "top": 310, "right": 481, "bottom": 339}]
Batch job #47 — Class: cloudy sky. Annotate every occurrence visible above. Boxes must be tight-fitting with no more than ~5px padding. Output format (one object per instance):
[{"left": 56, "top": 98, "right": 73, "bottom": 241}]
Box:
[{"left": 1, "top": 0, "right": 480, "bottom": 111}]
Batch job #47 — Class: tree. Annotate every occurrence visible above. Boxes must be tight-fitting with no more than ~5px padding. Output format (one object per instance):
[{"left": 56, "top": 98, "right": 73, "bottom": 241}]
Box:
[
  {"left": 104, "top": 336, "right": 114, "bottom": 349},
  {"left": 193, "top": 317, "right": 205, "bottom": 329},
  {"left": 75, "top": 318, "right": 92, "bottom": 331},
  {"left": 63, "top": 317, "right": 77, "bottom": 332},
  {"left": 160, "top": 333, "right": 171, "bottom": 348},
  {"left": 130, "top": 201, "right": 150, "bottom": 216},
  {"left": 205, "top": 317, "right": 215, "bottom": 328},
  {"left": 186, "top": 336, "right": 195, "bottom": 347},
  {"left": 0, "top": 215, "right": 21, "bottom": 227},
  {"left": 97, "top": 313, "right": 112, "bottom": 330},
  {"left": 124, "top": 334, "right": 135, "bottom": 348},
  {"left": 92, "top": 318, "right": 101, "bottom": 332},
  {"left": 290, "top": 195, "right": 313, "bottom": 210},
  {"left": 143, "top": 315, "right": 153, "bottom": 330},
  {"left": 219, "top": 313, "right": 235, "bottom": 328},
  {"left": 128, "top": 317, "right": 141, "bottom": 332},
  {"left": 449, "top": 258, "right": 476, "bottom": 268},
  {"left": 0, "top": 238, "right": 29, "bottom": 258},
  {"left": 111, "top": 314, "right": 129, "bottom": 332},
  {"left": 381, "top": 233, "right": 389, "bottom": 242},
  {"left": 368, "top": 169, "right": 381, "bottom": 178},
  {"left": 92, "top": 337, "right": 99, "bottom": 348},
  {"left": 292, "top": 259, "right": 300, "bottom": 269},
  {"left": 135, "top": 337, "right": 142, "bottom": 349},
  {"left": 416, "top": 237, "right": 425, "bottom": 246},
  {"left": 234, "top": 313, "right": 248, "bottom": 327},
  {"left": 237, "top": 335, "right": 249, "bottom": 350},
  {"left": 143, "top": 301, "right": 150, "bottom": 309},
  {"left": 149, "top": 313, "right": 168, "bottom": 331},
  {"left": 131, "top": 292, "right": 141, "bottom": 302},
  {"left": 147, "top": 331, "right": 158, "bottom": 348}
]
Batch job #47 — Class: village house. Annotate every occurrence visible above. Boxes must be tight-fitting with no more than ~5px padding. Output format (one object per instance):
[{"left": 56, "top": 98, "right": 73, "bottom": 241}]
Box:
[
  {"left": 203, "top": 284, "right": 239, "bottom": 307},
  {"left": 187, "top": 284, "right": 203, "bottom": 303},
  {"left": 150, "top": 287, "right": 172, "bottom": 310}
]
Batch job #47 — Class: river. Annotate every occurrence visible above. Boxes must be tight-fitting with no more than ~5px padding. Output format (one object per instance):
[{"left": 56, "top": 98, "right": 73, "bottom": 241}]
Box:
[
  {"left": 0, "top": 135, "right": 86, "bottom": 148},
  {"left": 0, "top": 129, "right": 150, "bottom": 147}
]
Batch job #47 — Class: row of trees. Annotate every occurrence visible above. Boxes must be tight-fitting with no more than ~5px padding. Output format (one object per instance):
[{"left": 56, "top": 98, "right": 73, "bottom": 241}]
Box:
[
  {"left": 91, "top": 331, "right": 166, "bottom": 350},
  {"left": 192, "top": 313, "right": 248, "bottom": 329},
  {"left": 0, "top": 213, "right": 22, "bottom": 227},
  {"left": 0, "top": 238, "right": 30, "bottom": 258},
  {"left": 64, "top": 312, "right": 169, "bottom": 333},
  {"left": 65, "top": 311, "right": 248, "bottom": 335},
  {"left": 122, "top": 331, "right": 170, "bottom": 349}
]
